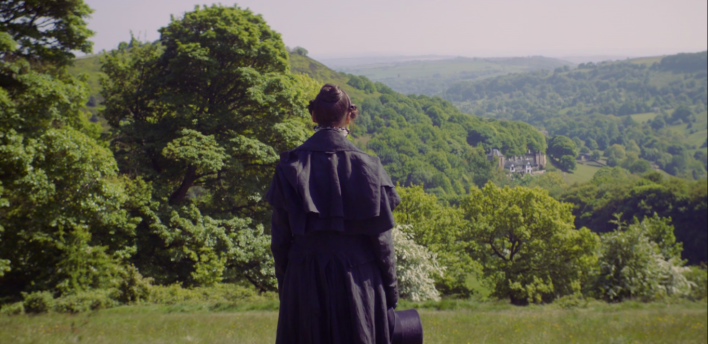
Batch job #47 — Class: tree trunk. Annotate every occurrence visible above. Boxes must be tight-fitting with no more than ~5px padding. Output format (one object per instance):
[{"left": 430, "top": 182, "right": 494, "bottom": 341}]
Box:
[{"left": 169, "top": 166, "right": 198, "bottom": 205}]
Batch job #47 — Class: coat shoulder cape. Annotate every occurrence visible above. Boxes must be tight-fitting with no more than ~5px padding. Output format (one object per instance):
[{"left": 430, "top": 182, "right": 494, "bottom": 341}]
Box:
[{"left": 266, "top": 130, "right": 400, "bottom": 235}]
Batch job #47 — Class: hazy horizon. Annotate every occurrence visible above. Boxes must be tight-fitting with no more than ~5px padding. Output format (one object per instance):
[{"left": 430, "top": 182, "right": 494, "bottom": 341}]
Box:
[{"left": 83, "top": 0, "right": 707, "bottom": 61}]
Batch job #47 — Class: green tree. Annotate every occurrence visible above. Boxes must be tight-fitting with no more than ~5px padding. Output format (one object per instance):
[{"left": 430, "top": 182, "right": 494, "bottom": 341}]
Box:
[
  {"left": 591, "top": 150, "right": 601, "bottom": 161},
  {"left": 559, "top": 155, "right": 577, "bottom": 171},
  {"left": 460, "top": 183, "right": 598, "bottom": 304},
  {"left": 547, "top": 135, "right": 577, "bottom": 171},
  {"left": 292, "top": 46, "right": 308, "bottom": 56},
  {"left": 594, "top": 215, "right": 690, "bottom": 301},
  {"left": 1, "top": 1, "right": 136, "bottom": 297},
  {"left": 671, "top": 106, "right": 694, "bottom": 123},
  {"left": 547, "top": 135, "right": 578, "bottom": 159},
  {"left": 0, "top": 0, "right": 94, "bottom": 66},
  {"left": 393, "top": 185, "right": 476, "bottom": 296},
  {"left": 99, "top": 5, "right": 312, "bottom": 289}
]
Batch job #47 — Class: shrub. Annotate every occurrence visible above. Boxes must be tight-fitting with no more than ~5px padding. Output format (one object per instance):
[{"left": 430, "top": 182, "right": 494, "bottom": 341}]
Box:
[
  {"left": 53, "top": 289, "right": 118, "bottom": 313},
  {"left": 594, "top": 215, "right": 690, "bottom": 301},
  {"left": 392, "top": 225, "right": 444, "bottom": 302},
  {"left": 117, "top": 265, "right": 153, "bottom": 303},
  {"left": 0, "top": 302, "right": 24, "bottom": 315},
  {"left": 148, "top": 283, "right": 262, "bottom": 305},
  {"left": 683, "top": 265, "right": 707, "bottom": 301},
  {"left": 22, "top": 291, "right": 55, "bottom": 314},
  {"left": 554, "top": 293, "right": 588, "bottom": 309}
]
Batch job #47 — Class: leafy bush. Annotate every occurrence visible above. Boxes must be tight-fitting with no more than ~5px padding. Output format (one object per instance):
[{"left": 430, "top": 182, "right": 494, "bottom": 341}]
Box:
[
  {"left": 392, "top": 225, "right": 445, "bottom": 302},
  {"left": 53, "top": 289, "right": 118, "bottom": 313},
  {"left": 0, "top": 302, "right": 24, "bottom": 315},
  {"left": 683, "top": 265, "right": 707, "bottom": 301},
  {"left": 594, "top": 215, "right": 691, "bottom": 301},
  {"left": 554, "top": 293, "right": 589, "bottom": 309},
  {"left": 22, "top": 291, "right": 55, "bottom": 314},
  {"left": 148, "top": 284, "right": 266, "bottom": 305},
  {"left": 393, "top": 185, "right": 476, "bottom": 297},
  {"left": 117, "top": 265, "right": 153, "bottom": 303}
]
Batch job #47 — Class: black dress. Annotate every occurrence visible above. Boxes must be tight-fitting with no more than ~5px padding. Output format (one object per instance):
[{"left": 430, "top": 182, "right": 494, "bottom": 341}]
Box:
[{"left": 266, "top": 129, "right": 401, "bottom": 344}]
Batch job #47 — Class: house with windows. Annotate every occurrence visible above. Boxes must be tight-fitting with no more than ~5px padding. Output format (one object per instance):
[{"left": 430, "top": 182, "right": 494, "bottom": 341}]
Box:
[{"left": 487, "top": 149, "right": 547, "bottom": 175}]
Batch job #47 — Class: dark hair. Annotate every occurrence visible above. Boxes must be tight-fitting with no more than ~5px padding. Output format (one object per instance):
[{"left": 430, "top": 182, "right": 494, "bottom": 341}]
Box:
[{"left": 308, "top": 84, "right": 358, "bottom": 126}]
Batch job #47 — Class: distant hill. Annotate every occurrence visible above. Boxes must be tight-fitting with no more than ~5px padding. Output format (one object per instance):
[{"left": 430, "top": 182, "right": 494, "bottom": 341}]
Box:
[
  {"left": 332, "top": 56, "right": 573, "bottom": 96},
  {"left": 443, "top": 51, "right": 708, "bottom": 179},
  {"left": 68, "top": 51, "right": 548, "bottom": 201},
  {"left": 290, "top": 52, "right": 549, "bottom": 200}
]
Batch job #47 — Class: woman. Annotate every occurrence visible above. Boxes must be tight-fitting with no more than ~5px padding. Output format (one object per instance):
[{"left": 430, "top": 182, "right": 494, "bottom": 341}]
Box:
[{"left": 266, "top": 84, "right": 400, "bottom": 344}]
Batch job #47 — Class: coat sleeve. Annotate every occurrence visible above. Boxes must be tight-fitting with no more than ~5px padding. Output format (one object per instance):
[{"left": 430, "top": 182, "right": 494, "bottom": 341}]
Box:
[
  {"left": 369, "top": 229, "right": 399, "bottom": 309},
  {"left": 266, "top": 167, "right": 293, "bottom": 292},
  {"left": 271, "top": 206, "right": 292, "bottom": 292}
]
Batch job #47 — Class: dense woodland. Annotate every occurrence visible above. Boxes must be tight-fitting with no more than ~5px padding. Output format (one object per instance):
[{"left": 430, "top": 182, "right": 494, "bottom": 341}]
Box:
[
  {"left": 0, "top": 1, "right": 705, "bottom": 313},
  {"left": 445, "top": 53, "right": 708, "bottom": 179}
]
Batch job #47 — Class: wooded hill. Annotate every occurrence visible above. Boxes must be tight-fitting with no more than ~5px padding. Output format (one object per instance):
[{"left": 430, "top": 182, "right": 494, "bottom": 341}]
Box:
[
  {"left": 334, "top": 56, "right": 572, "bottom": 97},
  {"left": 72, "top": 50, "right": 548, "bottom": 202},
  {"left": 444, "top": 52, "right": 708, "bottom": 179}
]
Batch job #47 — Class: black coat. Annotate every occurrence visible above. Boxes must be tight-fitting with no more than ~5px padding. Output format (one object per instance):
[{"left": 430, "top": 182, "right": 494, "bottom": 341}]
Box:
[{"left": 266, "top": 129, "right": 401, "bottom": 344}]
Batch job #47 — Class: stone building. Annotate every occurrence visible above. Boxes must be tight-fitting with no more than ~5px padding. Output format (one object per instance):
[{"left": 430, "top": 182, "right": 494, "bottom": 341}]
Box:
[{"left": 487, "top": 149, "right": 547, "bottom": 175}]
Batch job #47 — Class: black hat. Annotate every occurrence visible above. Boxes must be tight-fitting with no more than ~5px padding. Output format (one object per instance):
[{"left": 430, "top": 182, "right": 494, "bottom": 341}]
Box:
[{"left": 388, "top": 308, "right": 423, "bottom": 344}]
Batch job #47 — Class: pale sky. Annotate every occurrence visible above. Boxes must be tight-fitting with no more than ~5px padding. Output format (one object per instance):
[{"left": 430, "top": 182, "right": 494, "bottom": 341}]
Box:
[{"left": 83, "top": 0, "right": 707, "bottom": 59}]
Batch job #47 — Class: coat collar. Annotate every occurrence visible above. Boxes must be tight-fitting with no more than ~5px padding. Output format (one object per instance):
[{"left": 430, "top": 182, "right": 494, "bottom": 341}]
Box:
[{"left": 295, "top": 129, "right": 364, "bottom": 152}]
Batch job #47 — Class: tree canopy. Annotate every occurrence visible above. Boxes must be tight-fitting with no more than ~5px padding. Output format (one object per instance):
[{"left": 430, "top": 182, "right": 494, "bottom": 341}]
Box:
[
  {"left": 0, "top": 0, "right": 94, "bottom": 66},
  {"left": 99, "top": 4, "right": 313, "bottom": 289}
]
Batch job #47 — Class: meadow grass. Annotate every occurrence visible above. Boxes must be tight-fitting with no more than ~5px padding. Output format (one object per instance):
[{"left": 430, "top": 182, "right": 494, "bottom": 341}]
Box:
[
  {"left": 563, "top": 162, "right": 603, "bottom": 184},
  {"left": 1, "top": 300, "right": 704, "bottom": 344},
  {"left": 630, "top": 112, "right": 659, "bottom": 123}
]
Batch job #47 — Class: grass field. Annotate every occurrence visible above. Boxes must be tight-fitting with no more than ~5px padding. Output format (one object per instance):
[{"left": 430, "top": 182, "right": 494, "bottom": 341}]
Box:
[
  {"left": 630, "top": 112, "right": 659, "bottom": 123},
  {"left": 563, "top": 161, "right": 604, "bottom": 184},
  {"left": 1, "top": 301, "right": 705, "bottom": 344}
]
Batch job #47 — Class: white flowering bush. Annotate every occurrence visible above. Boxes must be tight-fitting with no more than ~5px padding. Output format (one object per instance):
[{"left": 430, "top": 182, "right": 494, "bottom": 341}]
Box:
[{"left": 392, "top": 225, "right": 445, "bottom": 301}]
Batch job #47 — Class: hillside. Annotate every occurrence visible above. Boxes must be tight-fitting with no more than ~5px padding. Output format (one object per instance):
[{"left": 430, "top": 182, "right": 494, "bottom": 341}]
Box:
[
  {"left": 68, "top": 51, "right": 549, "bottom": 202},
  {"left": 332, "top": 56, "right": 572, "bottom": 96},
  {"left": 290, "top": 52, "right": 546, "bottom": 201},
  {"left": 443, "top": 51, "right": 708, "bottom": 180}
]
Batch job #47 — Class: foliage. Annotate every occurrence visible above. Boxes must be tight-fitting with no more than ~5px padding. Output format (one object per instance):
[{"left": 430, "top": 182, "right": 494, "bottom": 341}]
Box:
[
  {"left": 683, "top": 265, "right": 707, "bottom": 301},
  {"left": 351, "top": 92, "right": 545, "bottom": 200},
  {"left": 0, "top": 0, "right": 94, "bottom": 66},
  {"left": 391, "top": 225, "right": 444, "bottom": 302},
  {"left": 1, "top": 3, "right": 135, "bottom": 298},
  {"left": 146, "top": 283, "right": 269, "bottom": 305},
  {"left": 446, "top": 53, "right": 707, "bottom": 179},
  {"left": 0, "top": 128, "right": 135, "bottom": 294},
  {"left": 0, "top": 301, "right": 23, "bottom": 315},
  {"left": 393, "top": 184, "right": 476, "bottom": 296},
  {"left": 99, "top": 5, "right": 312, "bottom": 290},
  {"left": 117, "top": 265, "right": 153, "bottom": 304},
  {"left": 461, "top": 183, "right": 599, "bottom": 304},
  {"left": 290, "top": 46, "right": 308, "bottom": 56},
  {"left": 52, "top": 289, "right": 118, "bottom": 313},
  {"left": 594, "top": 215, "right": 691, "bottom": 301},
  {"left": 22, "top": 291, "right": 55, "bottom": 313},
  {"left": 560, "top": 167, "right": 707, "bottom": 264},
  {"left": 548, "top": 135, "right": 578, "bottom": 171}
]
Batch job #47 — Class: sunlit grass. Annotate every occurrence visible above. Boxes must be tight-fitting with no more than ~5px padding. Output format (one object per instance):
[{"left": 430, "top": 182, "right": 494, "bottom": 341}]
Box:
[
  {"left": 563, "top": 162, "right": 603, "bottom": 184},
  {"left": 1, "top": 301, "right": 704, "bottom": 344},
  {"left": 630, "top": 112, "right": 659, "bottom": 123}
]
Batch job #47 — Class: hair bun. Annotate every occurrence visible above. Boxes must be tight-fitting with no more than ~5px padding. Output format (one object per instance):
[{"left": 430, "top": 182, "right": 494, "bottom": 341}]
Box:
[
  {"left": 318, "top": 84, "right": 343, "bottom": 103},
  {"left": 309, "top": 84, "right": 357, "bottom": 126}
]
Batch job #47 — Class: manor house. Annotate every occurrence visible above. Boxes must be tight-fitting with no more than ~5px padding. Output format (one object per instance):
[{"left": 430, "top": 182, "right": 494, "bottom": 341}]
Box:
[{"left": 487, "top": 149, "right": 547, "bottom": 175}]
